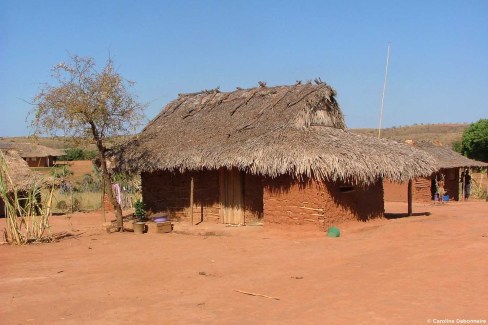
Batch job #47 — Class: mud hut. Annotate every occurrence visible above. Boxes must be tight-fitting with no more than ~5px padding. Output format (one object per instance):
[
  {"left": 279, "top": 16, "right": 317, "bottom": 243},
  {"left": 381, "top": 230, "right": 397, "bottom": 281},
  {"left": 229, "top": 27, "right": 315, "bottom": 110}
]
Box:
[
  {"left": 116, "top": 82, "right": 436, "bottom": 229},
  {"left": 0, "top": 150, "right": 44, "bottom": 216},
  {"left": 384, "top": 141, "right": 488, "bottom": 202},
  {"left": 0, "top": 142, "right": 64, "bottom": 167}
]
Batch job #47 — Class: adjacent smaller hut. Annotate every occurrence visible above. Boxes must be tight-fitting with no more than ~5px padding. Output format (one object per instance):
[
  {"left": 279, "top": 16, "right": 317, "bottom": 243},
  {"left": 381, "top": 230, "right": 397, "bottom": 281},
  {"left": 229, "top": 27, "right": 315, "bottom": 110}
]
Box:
[
  {"left": 0, "top": 150, "right": 45, "bottom": 216},
  {"left": 384, "top": 141, "right": 488, "bottom": 202},
  {"left": 0, "top": 142, "right": 64, "bottom": 167}
]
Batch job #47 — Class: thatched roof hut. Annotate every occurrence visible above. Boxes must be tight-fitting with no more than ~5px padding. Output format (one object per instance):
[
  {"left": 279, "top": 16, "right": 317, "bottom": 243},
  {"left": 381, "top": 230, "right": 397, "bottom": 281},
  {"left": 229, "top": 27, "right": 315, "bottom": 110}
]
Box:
[
  {"left": 407, "top": 141, "right": 488, "bottom": 169},
  {"left": 114, "top": 82, "right": 439, "bottom": 229},
  {"left": 0, "top": 142, "right": 64, "bottom": 168},
  {"left": 0, "top": 150, "right": 43, "bottom": 192},
  {"left": 117, "top": 82, "right": 436, "bottom": 184},
  {"left": 0, "top": 142, "right": 64, "bottom": 158},
  {"left": 384, "top": 141, "right": 487, "bottom": 202}
]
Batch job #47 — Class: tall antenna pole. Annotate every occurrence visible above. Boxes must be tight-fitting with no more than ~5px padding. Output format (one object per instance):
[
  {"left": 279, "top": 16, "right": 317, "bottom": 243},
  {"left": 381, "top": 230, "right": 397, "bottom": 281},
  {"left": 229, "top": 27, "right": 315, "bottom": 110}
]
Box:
[{"left": 378, "top": 43, "right": 391, "bottom": 138}]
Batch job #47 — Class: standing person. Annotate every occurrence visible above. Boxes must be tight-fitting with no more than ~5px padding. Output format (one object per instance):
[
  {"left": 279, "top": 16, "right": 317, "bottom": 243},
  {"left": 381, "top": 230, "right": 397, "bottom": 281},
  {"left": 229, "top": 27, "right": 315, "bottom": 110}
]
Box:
[
  {"left": 464, "top": 170, "right": 472, "bottom": 200},
  {"left": 436, "top": 176, "right": 446, "bottom": 204}
]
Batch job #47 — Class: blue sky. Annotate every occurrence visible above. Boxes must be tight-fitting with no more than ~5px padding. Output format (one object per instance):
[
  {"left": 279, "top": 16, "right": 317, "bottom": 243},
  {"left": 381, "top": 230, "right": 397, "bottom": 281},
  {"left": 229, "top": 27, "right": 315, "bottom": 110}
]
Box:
[{"left": 1, "top": 0, "right": 487, "bottom": 136}]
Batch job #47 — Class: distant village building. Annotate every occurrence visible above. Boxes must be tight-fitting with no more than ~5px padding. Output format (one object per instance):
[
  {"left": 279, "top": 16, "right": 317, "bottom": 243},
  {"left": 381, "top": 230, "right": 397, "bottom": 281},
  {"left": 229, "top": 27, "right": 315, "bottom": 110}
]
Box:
[
  {"left": 384, "top": 141, "right": 488, "bottom": 202},
  {"left": 0, "top": 142, "right": 64, "bottom": 167},
  {"left": 116, "top": 82, "right": 436, "bottom": 229}
]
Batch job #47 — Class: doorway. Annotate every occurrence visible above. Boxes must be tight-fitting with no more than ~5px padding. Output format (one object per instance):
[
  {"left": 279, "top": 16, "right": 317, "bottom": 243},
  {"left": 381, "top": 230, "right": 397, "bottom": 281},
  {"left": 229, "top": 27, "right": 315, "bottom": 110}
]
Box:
[{"left": 219, "top": 168, "right": 244, "bottom": 225}]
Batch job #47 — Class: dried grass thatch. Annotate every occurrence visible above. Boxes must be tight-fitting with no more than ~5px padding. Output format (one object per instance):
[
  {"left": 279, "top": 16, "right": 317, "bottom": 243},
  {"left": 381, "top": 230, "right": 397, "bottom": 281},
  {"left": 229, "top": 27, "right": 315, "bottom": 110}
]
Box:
[
  {"left": 0, "top": 150, "right": 45, "bottom": 191},
  {"left": 116, "top": 82, "right": 436, "bottom": 184},
  {"left": 406, "top": 140, "right": 488, "bottom": 169},
  {"left": 0, "top": 142, "right": 64, "bottom": 158}
]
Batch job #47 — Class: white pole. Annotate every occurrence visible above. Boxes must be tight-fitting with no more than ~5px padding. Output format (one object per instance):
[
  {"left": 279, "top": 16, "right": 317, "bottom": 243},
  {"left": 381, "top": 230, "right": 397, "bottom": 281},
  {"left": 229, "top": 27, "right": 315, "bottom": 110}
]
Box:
[{"left": 378, "top": 43, "right": 391, "bottom": 138}]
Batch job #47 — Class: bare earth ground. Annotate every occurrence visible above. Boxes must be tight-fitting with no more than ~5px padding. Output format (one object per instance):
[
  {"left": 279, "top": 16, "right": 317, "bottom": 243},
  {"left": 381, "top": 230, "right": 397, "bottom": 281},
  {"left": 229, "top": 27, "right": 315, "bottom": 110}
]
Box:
[{"left": 1, "top": 201, "right": 487, "bottom": 325}]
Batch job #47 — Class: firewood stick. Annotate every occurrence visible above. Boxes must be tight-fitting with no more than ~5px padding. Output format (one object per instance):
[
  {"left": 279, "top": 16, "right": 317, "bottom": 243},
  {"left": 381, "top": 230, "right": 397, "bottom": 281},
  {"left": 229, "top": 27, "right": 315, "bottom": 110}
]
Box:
[{"left": 234, "top": 289, "right": 280, "bottom": 300}]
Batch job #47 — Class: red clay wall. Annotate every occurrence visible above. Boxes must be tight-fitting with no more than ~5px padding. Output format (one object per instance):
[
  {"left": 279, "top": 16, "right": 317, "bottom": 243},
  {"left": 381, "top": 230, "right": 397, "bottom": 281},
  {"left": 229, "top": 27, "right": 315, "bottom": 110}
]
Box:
[
  {"left": 103, "top": 194, "right": 114, "bottom": 212},
  {"left": 384, "top": 179, "right": 431, "bottom": 202},
  {"left": 383, "top": 181, "right": 407, "bottom": 202},
  {"left": 142, "top": 171, "right": 384, "bottom": 229},
  {"left": 24, "top": 157, "right": 55, "bottom": 167},
  {"left": 263, "top": 175, "right": 384, "bottom": 230},
  {"left": 414, "top": 177, "right": 432, "bottom": 202}
]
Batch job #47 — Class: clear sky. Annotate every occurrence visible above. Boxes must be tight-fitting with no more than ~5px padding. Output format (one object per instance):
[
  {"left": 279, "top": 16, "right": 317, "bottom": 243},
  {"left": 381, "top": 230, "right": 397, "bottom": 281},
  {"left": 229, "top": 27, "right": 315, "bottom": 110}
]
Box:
[{"left": 1, "top": 0, "right": 487, "bottom": 137}]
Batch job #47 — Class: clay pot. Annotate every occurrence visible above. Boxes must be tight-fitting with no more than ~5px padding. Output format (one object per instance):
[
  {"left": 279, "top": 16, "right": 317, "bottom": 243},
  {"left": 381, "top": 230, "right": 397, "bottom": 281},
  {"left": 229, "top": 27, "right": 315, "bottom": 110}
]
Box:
[{"left": 133, "top": 222, "right": 146, "bottom": 234}]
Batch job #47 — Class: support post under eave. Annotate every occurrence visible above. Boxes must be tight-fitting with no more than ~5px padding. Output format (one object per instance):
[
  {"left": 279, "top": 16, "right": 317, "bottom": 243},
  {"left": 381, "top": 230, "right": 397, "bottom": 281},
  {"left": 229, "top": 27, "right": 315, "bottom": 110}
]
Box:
[
  {"left": 190, "top": 176, "right": 194, "bottom": 225},
  {"left": 408, "top": 179, "right": 413, "bottom": 216}
]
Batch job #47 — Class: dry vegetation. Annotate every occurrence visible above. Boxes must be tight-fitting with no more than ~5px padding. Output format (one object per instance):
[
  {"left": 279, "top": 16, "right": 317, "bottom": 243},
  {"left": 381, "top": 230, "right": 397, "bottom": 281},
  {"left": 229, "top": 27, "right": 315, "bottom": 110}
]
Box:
[
  {"left": 0, "top": 150, "right": 53, "bottom": 244},
  {"left": 351, "top": 123, "right": 468, "bottom": 147}
]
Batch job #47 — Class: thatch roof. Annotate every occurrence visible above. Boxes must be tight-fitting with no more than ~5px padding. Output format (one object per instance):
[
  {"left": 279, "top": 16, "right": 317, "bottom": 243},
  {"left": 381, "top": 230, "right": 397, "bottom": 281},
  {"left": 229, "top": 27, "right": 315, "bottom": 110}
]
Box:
[
  {"left": 116, "top": 82, "right": 436, "bottom": 184},
  {"left": 0, "top": 142, "right": 65, "bottom": 158},
  {"left": 0, "top": 150, "right": 45, "bottom": 191},
  {"left": 407, "top": 141, "right": 488, "bottom": 169}
]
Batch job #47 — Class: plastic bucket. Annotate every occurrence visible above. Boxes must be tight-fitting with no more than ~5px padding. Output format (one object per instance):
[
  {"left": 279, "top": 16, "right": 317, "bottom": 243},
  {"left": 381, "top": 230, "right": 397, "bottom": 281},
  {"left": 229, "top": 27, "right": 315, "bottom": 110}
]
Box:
[{"left": 326, "top": 227, "right": 341, "bottom": 238}]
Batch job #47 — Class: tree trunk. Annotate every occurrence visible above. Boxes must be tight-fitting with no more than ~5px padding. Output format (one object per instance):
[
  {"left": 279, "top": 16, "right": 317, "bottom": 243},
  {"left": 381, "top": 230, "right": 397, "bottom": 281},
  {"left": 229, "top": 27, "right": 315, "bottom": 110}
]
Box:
[
  {"left": 90, "top": 122, "right": 124, "bottom": 231},
  {"left": 100, "top": 157, "right": 123, "bottom": 231}
]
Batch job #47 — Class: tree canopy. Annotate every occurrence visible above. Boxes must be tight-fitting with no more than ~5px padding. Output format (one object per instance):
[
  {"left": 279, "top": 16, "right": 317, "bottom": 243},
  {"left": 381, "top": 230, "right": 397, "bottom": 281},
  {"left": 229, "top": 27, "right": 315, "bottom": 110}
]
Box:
[
  {"left": 31, "top": 55, "right": 144, "bottom": 140},
  {"left": 31, "top": 54, "right": 145, "bottom": 230},
  {"left": 461, "top": 119, "right": 488, "bottom": 162}
]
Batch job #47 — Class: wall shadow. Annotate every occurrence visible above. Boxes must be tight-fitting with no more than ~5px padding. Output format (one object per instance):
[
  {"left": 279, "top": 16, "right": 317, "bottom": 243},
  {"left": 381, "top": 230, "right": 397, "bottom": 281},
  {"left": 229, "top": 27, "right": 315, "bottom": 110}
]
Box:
[
  {"left": 263, "top": 174, "right": 384, "bottom": 223},
  {"left": 141, "top": 169, "right": 263, "bottom": 220}
]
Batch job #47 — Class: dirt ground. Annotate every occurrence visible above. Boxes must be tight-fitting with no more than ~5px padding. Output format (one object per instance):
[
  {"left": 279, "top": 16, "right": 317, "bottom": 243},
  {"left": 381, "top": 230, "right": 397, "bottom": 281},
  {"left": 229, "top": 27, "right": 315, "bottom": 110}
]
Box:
[{"left": 1, "top": 201, "right": 487, "bottom": 324}]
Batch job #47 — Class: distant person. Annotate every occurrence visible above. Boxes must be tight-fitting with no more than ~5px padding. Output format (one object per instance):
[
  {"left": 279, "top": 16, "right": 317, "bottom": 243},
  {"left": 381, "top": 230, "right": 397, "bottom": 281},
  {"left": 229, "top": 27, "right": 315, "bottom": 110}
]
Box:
[
  {"left": 436, "top": 176, "right": 446, "bottom": 203},
  {"left": 464, "top": 170, "right": 472, "bottom": 200}
]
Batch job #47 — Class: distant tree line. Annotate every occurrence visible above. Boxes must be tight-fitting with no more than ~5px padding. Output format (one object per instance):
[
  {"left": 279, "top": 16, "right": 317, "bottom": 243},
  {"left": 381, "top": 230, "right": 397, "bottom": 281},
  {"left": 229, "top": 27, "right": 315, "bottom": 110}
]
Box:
[{"left": 59, "top": 148, "right": 98, "bottom": 161}]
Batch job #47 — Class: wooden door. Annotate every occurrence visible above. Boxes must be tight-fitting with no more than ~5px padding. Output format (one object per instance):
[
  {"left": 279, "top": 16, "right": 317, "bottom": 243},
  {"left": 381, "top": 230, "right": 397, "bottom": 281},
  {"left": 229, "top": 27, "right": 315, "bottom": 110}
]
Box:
[{"left": 219, "top": 168, "right": 244, "bottom": 225}]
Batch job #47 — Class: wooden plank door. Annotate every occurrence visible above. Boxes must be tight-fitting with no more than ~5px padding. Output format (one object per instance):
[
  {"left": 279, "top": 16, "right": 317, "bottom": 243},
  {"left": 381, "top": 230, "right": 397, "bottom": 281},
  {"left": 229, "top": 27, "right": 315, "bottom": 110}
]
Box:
[{"left": 219, "top": 168, "right": 244, "bottom": 225}]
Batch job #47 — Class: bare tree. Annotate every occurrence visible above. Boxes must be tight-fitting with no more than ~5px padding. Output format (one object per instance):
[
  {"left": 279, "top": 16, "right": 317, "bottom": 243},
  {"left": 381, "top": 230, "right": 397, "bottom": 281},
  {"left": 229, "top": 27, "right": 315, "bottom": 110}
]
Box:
[{"left": 30, "top": 54, "right": 145, "bottom": 231}]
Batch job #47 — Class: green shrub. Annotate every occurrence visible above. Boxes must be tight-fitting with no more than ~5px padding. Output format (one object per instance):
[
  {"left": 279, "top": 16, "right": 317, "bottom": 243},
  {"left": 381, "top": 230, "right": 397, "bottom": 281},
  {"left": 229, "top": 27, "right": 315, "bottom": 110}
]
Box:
[{"left": 59, "top": 148, "right": 98, "bottom": 161}]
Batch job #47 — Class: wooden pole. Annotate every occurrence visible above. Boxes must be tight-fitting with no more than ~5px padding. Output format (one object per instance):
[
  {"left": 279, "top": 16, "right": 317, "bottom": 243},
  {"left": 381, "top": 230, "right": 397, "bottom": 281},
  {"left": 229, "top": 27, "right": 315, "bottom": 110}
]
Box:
[
  {"left": 101, "top": 176, "right": 106, "bottom": 222},
  {"left": 190, "top": 176, "right": 194, "bottom": 225},
  {"left": 378, "top": 43, "right": 391, "bottom": 138},
  {"left": 201, "top": 204, "right": 204, "bottom": 224},
  {"left": 407, "top": 179, "right": 413, "bottom": 216},
  {"left": 461, "top": 169, "right": 465, "bottom": 201}
]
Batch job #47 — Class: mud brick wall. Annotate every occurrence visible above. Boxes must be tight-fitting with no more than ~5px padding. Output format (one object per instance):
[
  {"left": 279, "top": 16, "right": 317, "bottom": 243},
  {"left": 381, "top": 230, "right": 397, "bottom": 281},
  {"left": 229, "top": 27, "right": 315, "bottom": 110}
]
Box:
[
  {"left": 383, "top": 180, "right": 407, "bottom": 202},
  {"left": 383, "top": 179, "right": 432, "bottom": 203},
  {"left": 103, "top": 194, "right": 114, "bottom": 212},
  {"left": 383, "top": 175, "right": 456, "bottom": 203},
  {"left": 26, "top": 157, "right": 49, "bottom": 167},
  {"left": 413, "top": 177, "right": 432, "bottom": 202},
  {"left": 142, "top": 170, "right": 220, "bottom": 222},
  {"left": 263, "top": 175, "right": 384, "bottom": 230}
]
